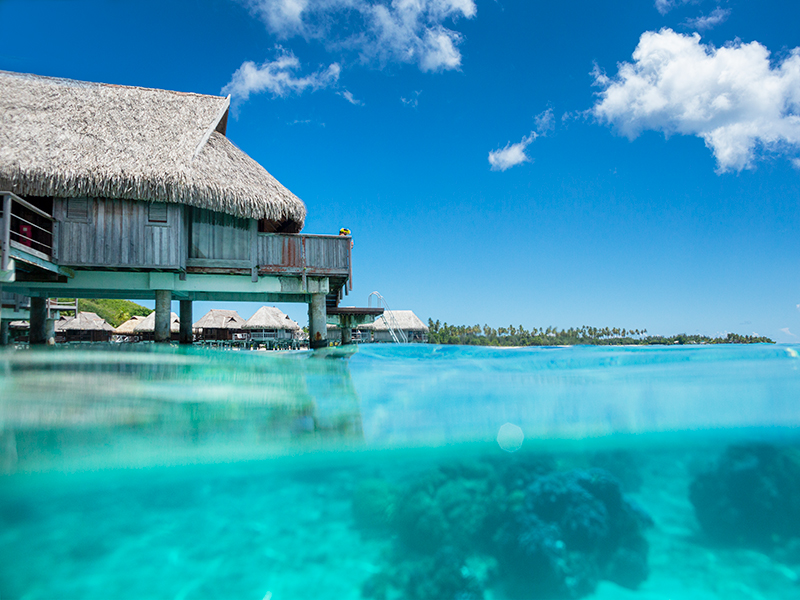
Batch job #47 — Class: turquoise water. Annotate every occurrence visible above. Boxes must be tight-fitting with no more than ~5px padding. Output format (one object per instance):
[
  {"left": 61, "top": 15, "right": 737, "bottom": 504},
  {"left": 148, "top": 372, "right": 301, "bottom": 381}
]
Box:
[{"left": 2, "top": 344, "right": 800, "bottom": 599}]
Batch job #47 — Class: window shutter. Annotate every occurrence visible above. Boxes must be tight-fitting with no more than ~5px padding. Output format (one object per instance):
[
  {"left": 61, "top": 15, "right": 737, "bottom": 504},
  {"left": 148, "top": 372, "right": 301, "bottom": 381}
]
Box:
[
  {"left": 67, "top": 198, "right": 88, "bottom": 221},
  {"left": 148, "top": 203, "right": 168, "bottom": 223}
]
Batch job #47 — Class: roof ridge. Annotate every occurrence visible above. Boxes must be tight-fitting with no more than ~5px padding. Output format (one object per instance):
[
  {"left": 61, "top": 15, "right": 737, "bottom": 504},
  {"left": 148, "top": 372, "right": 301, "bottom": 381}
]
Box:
[{"left": 0, "top": 70, "right": 227, "bottom": 101}]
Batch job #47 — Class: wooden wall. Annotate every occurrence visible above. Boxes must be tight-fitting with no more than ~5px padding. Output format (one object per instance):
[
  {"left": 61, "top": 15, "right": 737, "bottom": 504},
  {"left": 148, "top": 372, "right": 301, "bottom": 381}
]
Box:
[
  {"left": 54, "top": 198, "right": 182, "bottom": 269},
  {"left": 189, "top": 207, "right": 250, "bottom": 261}
]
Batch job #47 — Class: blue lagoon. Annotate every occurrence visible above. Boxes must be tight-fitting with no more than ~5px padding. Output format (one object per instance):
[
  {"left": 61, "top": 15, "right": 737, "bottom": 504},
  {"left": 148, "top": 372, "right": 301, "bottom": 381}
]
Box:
[{"left": 1, "top": 344, "right": 800, "bottom": 599}]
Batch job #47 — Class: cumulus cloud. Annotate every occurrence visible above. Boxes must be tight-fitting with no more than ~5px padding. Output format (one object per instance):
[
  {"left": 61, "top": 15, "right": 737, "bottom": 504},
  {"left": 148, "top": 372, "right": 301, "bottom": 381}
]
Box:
[
  {"left": 222, "top": 47, "right": 340, "bottom": 102},
  {"left": 592, "top": 29, "right": 800, "bottom": 172},
  {"left": 685, "top": 7, "right": 730, "bottom": 31},
  {"left": 244, "top": 0, "right": 476, "bottom": 72},
  {"left": 488, "top": 132, "right": 537, "bottom": 172}
]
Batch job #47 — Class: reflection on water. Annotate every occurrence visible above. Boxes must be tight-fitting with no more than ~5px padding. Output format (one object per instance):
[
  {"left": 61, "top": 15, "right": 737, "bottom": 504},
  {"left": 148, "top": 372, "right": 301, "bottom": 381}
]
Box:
[{"left": 1, "top": 344, "right": 800, "bottom": 599}]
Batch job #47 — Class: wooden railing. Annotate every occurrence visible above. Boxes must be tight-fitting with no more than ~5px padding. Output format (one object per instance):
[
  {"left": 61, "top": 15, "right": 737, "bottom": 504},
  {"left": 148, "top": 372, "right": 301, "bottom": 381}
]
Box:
[
  {"left": 1, "top": 191, "right": 55, "bottom": 270},
  {"left": 257, "top": 233, "right": 352, "bottom": 289}
]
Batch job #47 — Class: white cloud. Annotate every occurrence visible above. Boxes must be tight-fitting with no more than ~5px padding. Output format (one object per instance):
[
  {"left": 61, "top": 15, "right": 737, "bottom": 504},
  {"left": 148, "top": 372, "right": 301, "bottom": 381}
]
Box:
[
  {"left": 222, "top": 47, "right": 340, "bottom": 102},
  {"left": 793, "top": 158, "right": 800, "bottom": 170},
  {"left": 655, "top": 0, "right": 695, "bottom": 15},
  {"left": 488, "top": 132, "right": 537, "bottom": 172},
  {"left": 780, "top": 327, "right": 798, "bottom": 338},
  {"left": 592, "top": 29, "right": 800, "bottom": 172},
  {"left": 401, "top": 90, "right": 421, "bottom": 107},
  {"left": 685, "top": 7, "right": 730, "bottom": 31},
  {"left": 339, "top": 89, "right": 363, "bottom": 104},
  {"left": 534, "top": 108, "right": 555, "bottom": 134},
  {"left": 244, "top": 0, "right": 476, "bottom": 72}
]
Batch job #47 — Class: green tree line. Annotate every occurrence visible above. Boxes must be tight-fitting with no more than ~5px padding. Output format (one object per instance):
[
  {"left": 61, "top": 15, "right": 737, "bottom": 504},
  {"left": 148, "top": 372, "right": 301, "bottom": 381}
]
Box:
[{"left": 426, "top": 320, "right": 774, "bottom": 346}]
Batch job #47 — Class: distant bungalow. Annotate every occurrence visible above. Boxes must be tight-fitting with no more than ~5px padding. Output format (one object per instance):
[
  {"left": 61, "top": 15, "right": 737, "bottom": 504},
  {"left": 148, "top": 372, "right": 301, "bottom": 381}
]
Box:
[
  {"left": 113, "top": 315, "right": 147, "bottom": 342},
  {"left": 0, "top": 70, "right": 375, "bottom": 347},
  {"left": 133, "top": 311, "right": 180, "bottom": 342},
  {"left": 54, "top": 311, "right": 113, "bottom": 343},
  {"left": 362, "top": 310, "right": 429, "bottom": 343},
  {"left": 193, "top": 309, "right": 245, "bottom": 341},
  {"left": 244, "top": 306, "right": 301, "bottom": 343}
]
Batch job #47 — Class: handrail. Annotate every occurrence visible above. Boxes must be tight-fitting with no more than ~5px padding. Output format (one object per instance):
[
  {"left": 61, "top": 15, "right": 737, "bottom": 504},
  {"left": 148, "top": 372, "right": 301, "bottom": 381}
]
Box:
[
  {"left": 1, "top": 191, "right": 55, "bottom": 269},
  {"left": 1, "top": 191, "right": 54, "bottom": 221},
  {"left": 368, "top": 291, "right": 408, "bottom": 344}
]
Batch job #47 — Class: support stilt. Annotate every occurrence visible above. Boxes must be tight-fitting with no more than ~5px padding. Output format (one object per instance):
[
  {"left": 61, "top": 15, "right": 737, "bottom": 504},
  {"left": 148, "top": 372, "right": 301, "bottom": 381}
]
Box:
[
  {"left": 341, "top": 315, "right": 353, "bottom": 345},
  {"left": 179, "top": 300, "right": 193, "bottom": 345},
  {"left": 0, "top": 319, "right": 8, "bottom": 346},
  {"left": 154, "top": 290, "right": 172, "bottom": 343},
  {"left": 308, "top": 293, "right": 327, "bottom": 350},
  {"left": 29, "top": 297, "right": 48, "bottom": 345}
]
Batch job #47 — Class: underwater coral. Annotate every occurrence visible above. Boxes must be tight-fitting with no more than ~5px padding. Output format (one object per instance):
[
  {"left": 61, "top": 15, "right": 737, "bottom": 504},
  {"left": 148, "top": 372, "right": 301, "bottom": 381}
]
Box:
[{"left": 355, "top": 452, "right": 651, "bottom": 600}]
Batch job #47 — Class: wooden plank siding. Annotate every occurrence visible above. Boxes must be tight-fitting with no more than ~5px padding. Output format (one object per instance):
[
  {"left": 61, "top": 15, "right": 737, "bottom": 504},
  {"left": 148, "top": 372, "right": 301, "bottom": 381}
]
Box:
[
  {"left": 54, "top": 198, "right": 181, "bottom": 269},
  {"left": 188, "top": 207, "right": 250, "bottom": 261},
  {"left": 49, "top": 200, "right": 350, "bottom": 280}
]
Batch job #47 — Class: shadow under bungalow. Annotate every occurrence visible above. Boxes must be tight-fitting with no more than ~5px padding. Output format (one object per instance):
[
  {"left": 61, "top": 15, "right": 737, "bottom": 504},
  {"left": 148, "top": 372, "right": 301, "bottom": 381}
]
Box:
[{"left": 0, "top": 71, "right": 380, "bottom": 346}]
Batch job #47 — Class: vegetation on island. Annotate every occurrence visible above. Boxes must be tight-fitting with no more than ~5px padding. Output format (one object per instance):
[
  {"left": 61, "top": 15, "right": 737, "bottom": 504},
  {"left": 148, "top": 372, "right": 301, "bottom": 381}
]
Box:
[
  {"left": 57, "top": 298, "right": 152, "bottom": 328},
  {"left": 426, "top": 320, "right": 774, "bottom": 346}
]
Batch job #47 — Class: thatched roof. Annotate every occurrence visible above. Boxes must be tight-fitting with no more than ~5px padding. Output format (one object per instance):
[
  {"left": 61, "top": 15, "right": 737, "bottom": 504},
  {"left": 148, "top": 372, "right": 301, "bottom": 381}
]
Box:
[
  {"left": 55, "top": 311, "right": 113, "bottom": 332},
  {"left": 0, "top": 71, "right": 306, "bottom": 229},
  {"left": 193, "top": 309, "right": 245, "bottom": 330},
  {"left": 243, "top": 306, "right": 300, "bottom": 331},
  {"left": 114, "top": 314, "right": 147, "bottom": 335},
  {"left": 134, "top": 311, "right": 180, "bottom": 333},
  {"left": 365, "top": 310, "right": 429, "bottom": 332}
]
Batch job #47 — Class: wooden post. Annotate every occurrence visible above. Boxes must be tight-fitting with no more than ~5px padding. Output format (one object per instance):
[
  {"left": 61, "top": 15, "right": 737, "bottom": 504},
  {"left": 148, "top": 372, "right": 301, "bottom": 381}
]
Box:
[
  {"left": 179, "top": 299, "right": 192, "bottom": 345},
  {"left": 308, "top": 293, "right": 327, "bottom": 350},
  {"left": 30, "top": 297, "right": 48, "bottom": 345},
  {"left": 0, "top": 319, "right": 8, "bottom": 346},
  {"left": 154, "top": 290, "right": 172, "bottom": 343}
]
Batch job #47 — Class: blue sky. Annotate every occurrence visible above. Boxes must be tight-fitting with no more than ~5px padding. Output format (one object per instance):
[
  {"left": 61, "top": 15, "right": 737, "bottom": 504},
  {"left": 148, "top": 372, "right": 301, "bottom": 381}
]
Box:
[{"left": 2, "top": 0, "right": 799, "bottom": 340}]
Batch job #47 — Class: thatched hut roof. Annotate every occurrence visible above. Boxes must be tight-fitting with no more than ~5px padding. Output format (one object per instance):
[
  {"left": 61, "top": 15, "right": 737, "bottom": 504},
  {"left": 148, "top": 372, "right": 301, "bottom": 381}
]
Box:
[
  {"left": 134, "top": 311, "right": 180, "bottom": 333},
  {"left": 55, "top": 311, "right": 113, "bottom": 332},
  {"left": 0, "top": 71, "right": 306, "bottom": 229},
  {"left": 243, "top": 306, "right": 300, "bottom": 331},
  {"left": 114, "top": 314, "right": 147, "bottom": 335},
  {"left": 193, "top": 309, "right": 245, "bottom": 330},
  {"left": 365, "top": 310, "right": 429, "bottom": 332}
]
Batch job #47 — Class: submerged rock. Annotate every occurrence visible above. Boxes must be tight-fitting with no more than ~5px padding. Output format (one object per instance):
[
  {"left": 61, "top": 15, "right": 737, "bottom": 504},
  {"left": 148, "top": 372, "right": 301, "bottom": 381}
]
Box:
[{"left": 690, "top": 443, "right": 800, "bottom": 548}]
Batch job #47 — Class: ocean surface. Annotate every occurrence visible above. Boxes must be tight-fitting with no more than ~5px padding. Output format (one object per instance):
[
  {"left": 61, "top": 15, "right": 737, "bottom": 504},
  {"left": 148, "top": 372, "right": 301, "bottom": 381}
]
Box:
[{"left": 1, "top": 343, "right": 800, "bottom": 599}]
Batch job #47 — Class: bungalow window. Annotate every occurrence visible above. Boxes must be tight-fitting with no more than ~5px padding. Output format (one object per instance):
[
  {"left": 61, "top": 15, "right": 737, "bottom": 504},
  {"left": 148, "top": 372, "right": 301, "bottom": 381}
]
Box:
[
  {"left": 148, "top": 203, "right": 168, "bottom": 224},
  {"left": 66, "top": 198, "right": 88, "bottom": 221}
]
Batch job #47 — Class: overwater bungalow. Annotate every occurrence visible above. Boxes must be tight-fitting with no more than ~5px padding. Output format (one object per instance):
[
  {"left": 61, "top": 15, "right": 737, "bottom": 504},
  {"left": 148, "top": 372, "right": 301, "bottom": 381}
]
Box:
[
  {"left": 54, "top": 311, "right": 113, "bottom": 343},
  {"left": 113, "top": 315, "right": 147, "bottom": 342},
  {"left": 243, "top": 306, "right": 300, "bottom": 345},
  {"left": 193, "top": 309, "right": 245, "bottom": 342},
  {"left": 363, "top": 310, "right": 429, "bottom": 343},
  {"left": 134, "top": 311, "right": 180, "bottom": 342},
  {"left": 0, "top": 70, "right": 370, "bottom": 347}
]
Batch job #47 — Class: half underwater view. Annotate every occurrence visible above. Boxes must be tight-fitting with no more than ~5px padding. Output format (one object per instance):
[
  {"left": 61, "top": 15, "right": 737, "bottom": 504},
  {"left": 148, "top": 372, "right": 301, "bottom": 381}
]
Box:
[{"left": 2, "top": 343, "right": 800, "bottom": 600}]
